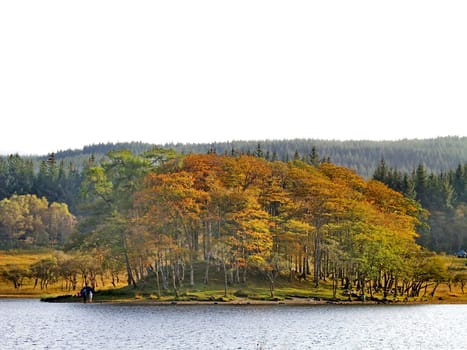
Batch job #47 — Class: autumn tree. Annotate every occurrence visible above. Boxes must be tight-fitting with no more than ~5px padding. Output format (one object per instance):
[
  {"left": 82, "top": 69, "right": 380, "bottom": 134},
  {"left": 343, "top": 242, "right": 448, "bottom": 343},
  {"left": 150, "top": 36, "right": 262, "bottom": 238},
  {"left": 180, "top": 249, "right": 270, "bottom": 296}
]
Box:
[
  {"left": 30, "top": 257, "right": 58, "bottom": 290},
  {"left": 285, "top": 162, "right": 348, "bottom": 287},
  {"left": 77, "top": 149, "right": 177, "bottom": 286},
  {"left": 0, "top": 194, "right": 75, "bottom": 248},
  {"left": 68, "top": 151, "right": 439, "bottom": 298},
  {"left": 1, "top": 265, "right": 29, "bottom": 289}
]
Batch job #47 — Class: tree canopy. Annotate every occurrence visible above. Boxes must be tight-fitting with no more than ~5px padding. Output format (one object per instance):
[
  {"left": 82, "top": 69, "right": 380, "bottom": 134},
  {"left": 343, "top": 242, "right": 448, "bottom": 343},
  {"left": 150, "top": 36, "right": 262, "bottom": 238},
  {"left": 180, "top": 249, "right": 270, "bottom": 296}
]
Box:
[
  {"left": 65, "top": 151, "right": 428, "bottom": 298},
  {"left": 1, "top": 146, "right": 465, "bottom": 300}
]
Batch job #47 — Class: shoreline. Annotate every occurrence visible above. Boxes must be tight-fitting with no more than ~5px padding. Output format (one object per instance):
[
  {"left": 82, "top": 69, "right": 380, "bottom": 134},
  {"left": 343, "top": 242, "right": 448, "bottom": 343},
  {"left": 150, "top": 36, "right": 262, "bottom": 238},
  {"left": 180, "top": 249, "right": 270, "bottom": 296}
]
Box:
[
  {"left": 2, "top": 296, "right": 467, "bottom": 305},
  {"left": 34, "top": 294, "right": 467, "bottom": 305}
]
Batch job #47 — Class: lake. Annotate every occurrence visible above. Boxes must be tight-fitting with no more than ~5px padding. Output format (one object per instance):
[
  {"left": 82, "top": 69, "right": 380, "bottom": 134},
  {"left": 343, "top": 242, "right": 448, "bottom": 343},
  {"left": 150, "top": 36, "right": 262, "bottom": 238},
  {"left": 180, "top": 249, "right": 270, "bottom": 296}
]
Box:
[{"left": 0, "top": 299, "right": 465, "bottom": 349}]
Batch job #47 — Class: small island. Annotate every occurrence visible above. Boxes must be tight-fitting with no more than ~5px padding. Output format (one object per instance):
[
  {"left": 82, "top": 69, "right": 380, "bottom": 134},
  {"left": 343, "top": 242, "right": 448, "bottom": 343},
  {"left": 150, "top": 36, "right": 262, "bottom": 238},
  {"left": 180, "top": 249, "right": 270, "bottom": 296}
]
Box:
[{"left": 1, "top": 145, "right": 467, "bottom": 305}]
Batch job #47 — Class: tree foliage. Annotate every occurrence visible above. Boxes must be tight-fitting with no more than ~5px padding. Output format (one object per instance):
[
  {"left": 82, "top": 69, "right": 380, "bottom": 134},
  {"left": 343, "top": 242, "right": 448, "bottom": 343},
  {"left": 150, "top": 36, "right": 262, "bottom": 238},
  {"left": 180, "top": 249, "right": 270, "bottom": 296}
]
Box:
[
  {"left": 373, "top": 160, "right": 467, "bottom": 253},
  {"left": 2, "top": 144, "right": 465, "bottom": 299},
  {"left": 0, "top": 194, "right": 76, "bottom": 248},
  {"left": 122, "top": 153, "right": 428, "bottom": 297}
]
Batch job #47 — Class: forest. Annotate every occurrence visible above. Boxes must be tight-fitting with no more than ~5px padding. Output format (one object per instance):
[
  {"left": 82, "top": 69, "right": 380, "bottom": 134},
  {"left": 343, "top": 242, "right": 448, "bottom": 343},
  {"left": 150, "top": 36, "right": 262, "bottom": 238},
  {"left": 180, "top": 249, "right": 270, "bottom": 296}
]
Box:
[
  {"left": 2, "top": 138, "right": 466, "bottom": 252},
  {"left": 1, "top": 145, "right": 466, "bottom": 301},
  {"left": 373, "top": 159, "right": 467, "bottom": 253},
  {"left": 32, "top": 136, "right": 467, "bottom": 178}
]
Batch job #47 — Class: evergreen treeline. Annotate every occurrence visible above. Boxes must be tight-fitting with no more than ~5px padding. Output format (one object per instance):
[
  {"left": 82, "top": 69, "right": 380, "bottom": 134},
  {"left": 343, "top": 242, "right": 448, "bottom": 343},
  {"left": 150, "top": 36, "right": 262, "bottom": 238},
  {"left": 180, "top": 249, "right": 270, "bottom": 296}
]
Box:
[
  {"left": 44, "top": 136, "right": 467, "bottom": 178},
  {"left": 0, "top": 153, "right": 83, "bottom": 213},
  {"left": 169, "top": 137, "right": 467, "bottom": 178},
  {"left": 373, "top": 159, "right": 467, "bottom": 253}
]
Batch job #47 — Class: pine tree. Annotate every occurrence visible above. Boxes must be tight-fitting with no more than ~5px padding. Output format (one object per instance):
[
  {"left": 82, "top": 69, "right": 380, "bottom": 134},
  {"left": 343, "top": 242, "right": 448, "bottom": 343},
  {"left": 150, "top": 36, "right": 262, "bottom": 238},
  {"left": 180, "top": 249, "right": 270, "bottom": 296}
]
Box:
[
  {"left": 373, "top": 157, "right": 388, "bottom": 183},
  {"left": 309, "top": 146, "right": 319, "bottom": 167},
  {"left": 254, "top": 143, "right": 264, "bottom": 158},
  {"left": 452, "top": 164, "right": 466, "bottom": 204},
  {"left": 293, "top": 150, "right": 300, "bottom": 161},
  {"left": 271, "top": 151, "right": 278, "bottom": 162},
  {"left": 402, "top": 173, "right": 416, "bottom": 199},
  {"left": 414, "top": 164, "right": 429, "bottom": 207}
]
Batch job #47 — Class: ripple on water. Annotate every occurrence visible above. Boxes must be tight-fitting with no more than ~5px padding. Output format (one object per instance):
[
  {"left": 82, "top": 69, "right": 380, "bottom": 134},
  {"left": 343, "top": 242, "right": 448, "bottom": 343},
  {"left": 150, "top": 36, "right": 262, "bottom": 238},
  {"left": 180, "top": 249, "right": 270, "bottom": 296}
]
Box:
[{"left": 1, "top": 301, "right": 467, "bottom": 349}]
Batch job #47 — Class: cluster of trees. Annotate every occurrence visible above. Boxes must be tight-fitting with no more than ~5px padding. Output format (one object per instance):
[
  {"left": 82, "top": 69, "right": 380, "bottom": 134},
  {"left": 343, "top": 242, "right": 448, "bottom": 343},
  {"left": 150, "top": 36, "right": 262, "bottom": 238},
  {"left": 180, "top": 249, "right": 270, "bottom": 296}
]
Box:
[
  {"left": 374, "top": 159, "right": 467, "bottom": 253},
  {"left": 0, "top": 153, "right": 79, "bottom": 248},
  {"left": 0, "top": 194, "right": 76, "bottom": 248},
  {"left": 1, "top": 140, "right": 466, "bottom": 298},
  {"left": 1, "top": 252, "right": 113, "bottom": 291},
  {"left": 2, "top": 136, "right": 465, "bottom": 213},
  {"left": 0, "top": 153, "right": 83, "bottom": 212},
  {"left": 68, "top": 149, "right": 450, "bottom": 299}
]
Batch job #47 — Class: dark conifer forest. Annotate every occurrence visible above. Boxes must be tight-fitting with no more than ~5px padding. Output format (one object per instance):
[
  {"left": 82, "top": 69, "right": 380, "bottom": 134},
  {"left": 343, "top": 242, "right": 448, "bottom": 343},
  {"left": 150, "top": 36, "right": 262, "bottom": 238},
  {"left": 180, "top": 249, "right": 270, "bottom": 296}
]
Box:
[{"left": 45, "top": 136, "right": 466, "bottom": 178}]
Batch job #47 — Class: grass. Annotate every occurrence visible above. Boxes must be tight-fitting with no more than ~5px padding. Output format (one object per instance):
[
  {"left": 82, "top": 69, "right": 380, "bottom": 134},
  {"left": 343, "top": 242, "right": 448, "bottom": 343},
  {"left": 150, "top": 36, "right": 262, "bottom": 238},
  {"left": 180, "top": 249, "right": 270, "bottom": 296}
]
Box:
[
  {"left": 0, "top": 249, "right": 127, "bottom": 298},
  {"left": 3, "top": 250, "right": 467, "bottom": 304},
  {"left": 0, "top": 249, "right": 54, "bottom": 297},
  {"left": 66, "top": 274, "right": 351, "bottom": 304},
  {"left": 0, "top": 249, "right": 53, "bottom": 268}
]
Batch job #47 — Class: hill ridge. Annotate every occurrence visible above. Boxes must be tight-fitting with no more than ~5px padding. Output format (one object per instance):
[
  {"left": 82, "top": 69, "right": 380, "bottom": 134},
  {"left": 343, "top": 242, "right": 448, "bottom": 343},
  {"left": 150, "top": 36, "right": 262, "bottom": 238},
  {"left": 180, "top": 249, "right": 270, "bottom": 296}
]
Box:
[{"left": 46, "top": 136, "right": 466, "bottom": 178}]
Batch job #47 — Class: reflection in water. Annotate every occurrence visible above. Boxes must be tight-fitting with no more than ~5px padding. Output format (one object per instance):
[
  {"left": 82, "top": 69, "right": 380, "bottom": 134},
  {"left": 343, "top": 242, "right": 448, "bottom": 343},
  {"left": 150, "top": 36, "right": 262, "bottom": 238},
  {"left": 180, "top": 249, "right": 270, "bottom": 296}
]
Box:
[{"left": 0, "top": 299, "right": 466, "bottom": 349}]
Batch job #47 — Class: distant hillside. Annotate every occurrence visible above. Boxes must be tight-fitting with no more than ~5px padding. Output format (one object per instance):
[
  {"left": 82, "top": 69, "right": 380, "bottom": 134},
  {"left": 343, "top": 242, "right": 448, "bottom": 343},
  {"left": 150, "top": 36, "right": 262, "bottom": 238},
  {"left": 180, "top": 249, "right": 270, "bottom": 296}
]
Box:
[{"left": 45, "top": 137, "right": 466, "bottom": 178}]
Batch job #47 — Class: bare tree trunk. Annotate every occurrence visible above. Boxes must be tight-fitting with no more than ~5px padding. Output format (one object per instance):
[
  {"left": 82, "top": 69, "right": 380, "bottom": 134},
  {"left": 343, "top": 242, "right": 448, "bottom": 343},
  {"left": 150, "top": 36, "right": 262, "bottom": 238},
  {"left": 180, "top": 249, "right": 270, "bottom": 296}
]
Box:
[
  {"left": 430, "top": 282, "right": 440, "bottom": 297},
  {"left": 122, "top": 231, "right": 136, "bottom": 287},
  {"left": 393, "top": 276, "right": 398, "bottom": 299},
  {"left": 159, "top": 260, "right": 168, "bottom": 290},
  {"left": 189, "top": 254, "right": 195, "bottom": 287},
  {"left": 296, "top": 254, "right": 301, "bottom": 277},
  {"left": 223, "top": 262, "right": 228, "bottom": 297},
  {"left": 313, "top": 230, "right": 321, "bottom": 287},
  {"left": 203, "top": 254, "right": 210, "bottom": 284},
  {"left": 139, "top": 257, "right": 145, "bottom": 283},
  {"left": 268, "top": 274, "right": 275, "bottom": 298},
  {"left": 204, "top": 221, "right": 212, "bottom": 260},
  {"left": 155, "top": 263, "right": 161, "bottom": 297},
  {"left": 171, "top": 264, "right": 179, "bottom": 298},
  {"left": 242, "top": 248, "right": 247, "bottom": 283},
  {"left": 332, "top": 265, "right": 338, "bottom": 299},
  {"left": 124, "top": 251, "right": 136, "bottom": 287}
]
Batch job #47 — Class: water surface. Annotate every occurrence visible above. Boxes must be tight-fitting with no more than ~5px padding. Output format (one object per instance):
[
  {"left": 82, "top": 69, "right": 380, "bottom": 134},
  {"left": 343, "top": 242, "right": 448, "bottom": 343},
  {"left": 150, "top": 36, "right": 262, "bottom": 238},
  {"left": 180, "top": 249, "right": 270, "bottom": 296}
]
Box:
[{"left": 0, "top": 299, "right": 465, "bottom": 349}]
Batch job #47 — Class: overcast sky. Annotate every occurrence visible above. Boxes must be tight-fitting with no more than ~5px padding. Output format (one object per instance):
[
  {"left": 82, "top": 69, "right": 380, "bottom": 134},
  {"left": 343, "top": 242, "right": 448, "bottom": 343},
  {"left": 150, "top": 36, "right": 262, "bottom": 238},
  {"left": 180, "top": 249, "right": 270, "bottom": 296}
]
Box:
[{"left": 1, "top": 1, "right": 466, "bottom": 155}]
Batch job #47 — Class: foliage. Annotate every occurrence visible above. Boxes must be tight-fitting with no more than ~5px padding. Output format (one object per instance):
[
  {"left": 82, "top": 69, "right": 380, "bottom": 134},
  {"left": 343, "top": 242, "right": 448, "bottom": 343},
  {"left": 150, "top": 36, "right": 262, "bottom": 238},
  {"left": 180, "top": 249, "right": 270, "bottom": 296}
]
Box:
[
  {"left": 373, "top": 159, "right": 467, "bottom": 253},
  {"left": 0, "top": 194, "right": 76, "bottom": 248},
  {"left": 124, "top": 153, "right": 431, "bottom": 299},
  {"left": 1, "top": 264, "right": 28, "bottom": 289},
  {"left": 2, "top": 142, "right": 467, "bottom": 301}
]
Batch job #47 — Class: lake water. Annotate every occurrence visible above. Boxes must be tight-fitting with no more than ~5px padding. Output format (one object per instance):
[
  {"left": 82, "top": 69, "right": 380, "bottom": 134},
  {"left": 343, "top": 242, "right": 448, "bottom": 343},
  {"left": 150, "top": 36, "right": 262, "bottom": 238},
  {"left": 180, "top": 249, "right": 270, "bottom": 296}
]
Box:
[{"left": 0, "top": 299, "right": 466, "bottom": 349}]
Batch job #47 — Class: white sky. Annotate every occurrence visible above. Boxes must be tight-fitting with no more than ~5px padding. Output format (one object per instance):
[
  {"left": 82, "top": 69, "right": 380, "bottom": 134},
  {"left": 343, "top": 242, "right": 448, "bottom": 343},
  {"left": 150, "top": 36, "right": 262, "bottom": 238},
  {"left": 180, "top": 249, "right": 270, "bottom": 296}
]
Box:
[{"left": 1, "top": 1, "right": 466, "bottom": 155}]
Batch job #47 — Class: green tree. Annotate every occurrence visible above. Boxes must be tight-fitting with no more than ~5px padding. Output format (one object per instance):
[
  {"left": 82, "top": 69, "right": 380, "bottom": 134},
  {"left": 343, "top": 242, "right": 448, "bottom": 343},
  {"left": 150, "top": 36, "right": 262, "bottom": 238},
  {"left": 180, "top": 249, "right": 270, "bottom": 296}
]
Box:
[
  {"left": 77, "top": 149, "right": 178, "bottom": 287},
  {"left": 30, "top": 257, "right": 58, "bottom": 290},
  {"left": 1, "top": 264, "right": 29, "bottom": 289}
]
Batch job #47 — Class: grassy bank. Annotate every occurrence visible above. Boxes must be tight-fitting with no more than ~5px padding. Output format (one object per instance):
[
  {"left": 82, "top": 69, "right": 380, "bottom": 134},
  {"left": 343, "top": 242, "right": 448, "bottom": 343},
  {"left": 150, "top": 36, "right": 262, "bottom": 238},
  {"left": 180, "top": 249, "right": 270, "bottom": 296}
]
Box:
[
  {"left": 40, "top": 279, "right": 467, "bottom": 305},
  {"left": 40, "top": 271, "right": 467, "bottom": 305},
  {"left": 2, "top": 250, "right": 467, "bottom": 304}
]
